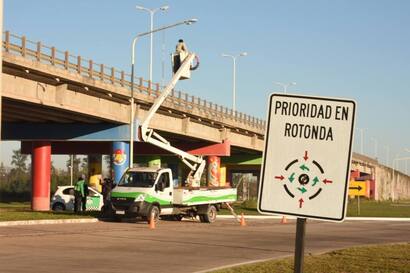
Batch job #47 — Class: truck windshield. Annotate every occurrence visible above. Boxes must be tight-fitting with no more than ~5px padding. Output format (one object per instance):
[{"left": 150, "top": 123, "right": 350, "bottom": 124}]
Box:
[{"left": 118, "top": 172, "right": 158, "bottom": 188}]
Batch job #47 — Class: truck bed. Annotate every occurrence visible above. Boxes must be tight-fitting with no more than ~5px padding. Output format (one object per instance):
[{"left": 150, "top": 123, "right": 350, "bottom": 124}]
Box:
[{"left": 173, "top": 187, "right": 237, "bottom": 206}]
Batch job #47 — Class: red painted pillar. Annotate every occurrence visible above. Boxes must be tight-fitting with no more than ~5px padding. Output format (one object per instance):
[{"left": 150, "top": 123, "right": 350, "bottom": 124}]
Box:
[
  {"left": 32, "top": 142, "right": 51, "bottom": 211},
  {"left": 207, "top": 156, "right": 221, "bottom": 187}
]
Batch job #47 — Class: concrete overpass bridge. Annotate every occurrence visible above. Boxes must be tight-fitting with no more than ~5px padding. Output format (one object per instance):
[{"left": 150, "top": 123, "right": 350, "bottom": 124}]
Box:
[
  {"left": 1, "top": 31, "right": 266, "bottom": 210},
  {"left": 1, "top": 31, "right": 265, "bottom": 149},
  {"left": 1, "top": 31, "right": 409, "bottom": 210},
  {"left": 351, "top": 153, "right": 410, "bottom": 201}
]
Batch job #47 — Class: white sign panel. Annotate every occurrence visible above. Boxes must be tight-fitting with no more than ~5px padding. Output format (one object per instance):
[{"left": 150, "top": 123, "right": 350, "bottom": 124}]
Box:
[{"left": 258, "top": 94, "right": 356, "bottom": 221}]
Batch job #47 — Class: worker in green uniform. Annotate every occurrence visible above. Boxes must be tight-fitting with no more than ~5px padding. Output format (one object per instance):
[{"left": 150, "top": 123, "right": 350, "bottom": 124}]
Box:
[{"left": 74, "top": 175, "right": 86, "bottom": 213}]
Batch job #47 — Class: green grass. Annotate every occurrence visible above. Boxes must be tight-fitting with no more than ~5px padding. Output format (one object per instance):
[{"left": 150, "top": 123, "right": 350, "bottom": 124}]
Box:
[
  {"left": 0, "top": 202, "right": 99, "bottom": 222},
  {"left": 219, "top": 199, "right": 410, "bottom": 218},
  {"left": 0, "top": 202, "right": 30, "bottom": 209},
  {"left": 347, "top": 198, "right": 410, "bottom": 217},
  {"left": 0, "top": 211, "right": 96, "bottom": 221},
  {"left": 212, "top": 243, "right": 410, "bottom": 273}
]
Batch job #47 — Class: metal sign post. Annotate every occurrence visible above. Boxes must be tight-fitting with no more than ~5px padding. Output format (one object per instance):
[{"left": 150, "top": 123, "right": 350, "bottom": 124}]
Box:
[{"left": 294, "top": 218, "right": 306, "bottom": 273}]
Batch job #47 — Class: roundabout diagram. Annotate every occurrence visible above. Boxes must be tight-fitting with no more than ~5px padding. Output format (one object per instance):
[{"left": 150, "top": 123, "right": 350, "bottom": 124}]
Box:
[{"left": 274, "top": 151, "right": 333, "bottom": 208}]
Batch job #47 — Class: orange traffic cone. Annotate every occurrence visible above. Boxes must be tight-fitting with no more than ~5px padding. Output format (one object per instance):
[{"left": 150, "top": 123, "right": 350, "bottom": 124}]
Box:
[
  {"left": 149, "top": 213, "right": 156, "bottom": 229},
  {"left": 280, "top": 216, "right": 287, "bottom": 224},
  {"left": 240, "top": 213, "right": 247, "bottom": 226}
]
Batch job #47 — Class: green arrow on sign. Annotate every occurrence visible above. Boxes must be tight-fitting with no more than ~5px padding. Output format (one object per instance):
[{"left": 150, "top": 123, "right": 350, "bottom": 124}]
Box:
[
  {"left": 288, "top": 173, "right": 296, "bottom": 183},
  {"left": 298, "top": 187, "right": 307, "bottom": 194},
  {"left": 300, "top": 164, "right": 310, "bottom": 172},
  {"left": 312, "top": 176, "right": 319, "bottom": 186}
]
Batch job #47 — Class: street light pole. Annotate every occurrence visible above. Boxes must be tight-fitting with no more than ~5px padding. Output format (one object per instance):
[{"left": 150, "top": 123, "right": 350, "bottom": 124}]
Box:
[
  {"left": 135, "top": 5, "right": 169, "bottom": 83},
  {"left": 385, "top": 145, "right": 390, "bottom": 166},
  {"left": 221, "top": 52, "right": 247, "bottom": 111},
  {"left": 356, "top": 128, "right": 366, "bottom": 155},
  {"left": 371, "top": 137, "right": 378, "bottom": 159},
  {"left": 70, "top": 154, "right": 73, "bottom": 186},
  {"left": 273, "top": 81, "right": 296, "bottom": 93},
  {"left": 129, "top": 18, "right": 198, "bottom": 168}
]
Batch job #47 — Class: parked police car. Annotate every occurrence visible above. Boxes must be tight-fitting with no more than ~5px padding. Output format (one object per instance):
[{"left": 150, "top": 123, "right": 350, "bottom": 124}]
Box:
[{"left": 51, "top": 186, "right": 103, "bottom": 211}]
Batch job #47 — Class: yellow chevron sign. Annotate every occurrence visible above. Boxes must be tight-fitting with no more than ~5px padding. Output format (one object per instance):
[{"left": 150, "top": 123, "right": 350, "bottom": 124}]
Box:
[{"left": 348, "top": 181, "right": 366, "bottom": 196}]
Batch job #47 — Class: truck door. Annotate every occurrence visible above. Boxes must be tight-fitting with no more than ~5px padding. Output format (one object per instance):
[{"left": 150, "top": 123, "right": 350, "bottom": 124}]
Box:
[{"left": 155, "top": 171, "right": 173, "bottom": 215}]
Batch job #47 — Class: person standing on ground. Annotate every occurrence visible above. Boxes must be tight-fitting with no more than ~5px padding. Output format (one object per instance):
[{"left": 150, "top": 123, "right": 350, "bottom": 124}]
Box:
[
  {"left": 74, "top": 175, "right": 85, "bottom": 213},
  {"left": 100, "top": 177, "right": 114, "bottom": 216},
  {"left": 82, "top": 174, "right": 89, "bottom": 212},
  {"left": 101, "top": 177, "right": 113, "bottom": 206}
]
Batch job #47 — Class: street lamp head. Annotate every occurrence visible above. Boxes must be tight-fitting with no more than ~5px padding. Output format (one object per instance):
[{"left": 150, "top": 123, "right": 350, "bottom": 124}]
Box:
[
  {"left": 160, "top": 5, "right": 169, "bottom": 11},
  {"left": 221, "top": 53, "right": 230, "bottom": 57},
  {"left": 240, "top": 52, "right": 248, "bottom": 57},
  {"left": 135, "top": 5, "right": 147, "bottom": 11},
  {"left": 185, "top": 18, "right": 198, "bottom": 25},
  {"left": 290, "top": 82, "right": 297, "bottom": 86}
]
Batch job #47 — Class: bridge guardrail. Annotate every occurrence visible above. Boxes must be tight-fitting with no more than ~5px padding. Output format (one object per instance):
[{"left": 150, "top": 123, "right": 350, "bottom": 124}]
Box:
[{"left": 2, "top": 31, "right": 266, "bottom": 132}]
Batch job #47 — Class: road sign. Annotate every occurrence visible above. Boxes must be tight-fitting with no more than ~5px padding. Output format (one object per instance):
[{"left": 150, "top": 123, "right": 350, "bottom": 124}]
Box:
[
  {"left": 348, "top": 181, "right": 367, "bottom": 196},
  {"left": 258, "top": 93, "right": 356, "bottom": 222}
]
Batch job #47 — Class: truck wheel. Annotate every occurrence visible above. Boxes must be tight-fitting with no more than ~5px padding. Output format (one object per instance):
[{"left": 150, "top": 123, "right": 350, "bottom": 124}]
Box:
[
  {"left": 147, "top": 205, "right": 160, "bottom": 224},
  {"left": 173, "top": 215, "right": 183, "bottom": 221},
  {"left": 201, "top": 205, "right": 217, "bottom": 223}
]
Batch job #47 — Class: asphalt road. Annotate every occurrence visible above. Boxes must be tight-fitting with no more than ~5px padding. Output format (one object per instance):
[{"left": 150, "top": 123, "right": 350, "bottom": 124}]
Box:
[{"left": 0, "top": 218, "right": 409, "bottom": 273}]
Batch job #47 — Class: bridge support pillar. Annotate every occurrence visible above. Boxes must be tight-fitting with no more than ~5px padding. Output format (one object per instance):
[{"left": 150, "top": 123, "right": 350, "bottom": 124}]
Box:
[
  {"left": 112, "top": 142, "right": 129, "bottom": 184},
  {"left": 207, "top": 156, "right": 221, "bottom": 187},
  {"left": 88, "top": 155, "right": 102, "bottom": 192},
  {"left": 31, "top": 141, "right": 51, "bottom": 211}
]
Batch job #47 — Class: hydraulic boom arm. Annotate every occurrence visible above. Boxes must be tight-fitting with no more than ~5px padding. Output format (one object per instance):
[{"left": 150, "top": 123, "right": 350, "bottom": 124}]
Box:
[{"left": 139, "top": 53, "right": 206, "bottom": 187}]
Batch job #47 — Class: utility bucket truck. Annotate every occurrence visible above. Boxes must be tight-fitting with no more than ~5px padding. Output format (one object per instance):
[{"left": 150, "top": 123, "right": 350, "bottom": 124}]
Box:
[{"left": 110, "top": 52, "right": 237, "bottom": 223}]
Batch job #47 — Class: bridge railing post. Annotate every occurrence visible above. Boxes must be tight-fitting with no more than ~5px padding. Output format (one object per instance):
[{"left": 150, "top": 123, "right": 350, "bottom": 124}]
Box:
[
  {"left": 88, "top": 60, "right": 93, "bottom": 78},
  {"left": 139, "top": 77, "right": 143, "bottom": 93},
  {"left": 51, "top": 46, "right": 56, "bottom": 65},
  {"left": 120, "top": 71, "right": 125, "bottom": 87},
  {"left": 4, "top": 31, "right": 10, "bottom": 52},
  {"left": 110, "top": 67, "right": 115, "bottom": 84},
  {"left": 100, "top": 64, "right": 104, "bottom": 81},
  {"left": 77, "top": 56, "right": 82, "bottom": 74},
  {"left": 64, "top": 51, "right": 69, "bottom": 69},
  {"left": 185, "top": 93, "right": 188, "bottom": 109},
  {"left": 36, "top": 42, "right": 42, "bottom": 61},
  {"left": 156, "top": 83, "right": 160, "bottom": 98},
  {"left": 21, "top": 35, "right": 26, "bottom": 57}
]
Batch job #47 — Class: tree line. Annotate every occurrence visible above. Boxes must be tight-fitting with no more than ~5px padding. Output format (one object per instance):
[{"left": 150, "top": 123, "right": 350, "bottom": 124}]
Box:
[{"left": 0, "top": 149, "right": 88, "bottom": 202}]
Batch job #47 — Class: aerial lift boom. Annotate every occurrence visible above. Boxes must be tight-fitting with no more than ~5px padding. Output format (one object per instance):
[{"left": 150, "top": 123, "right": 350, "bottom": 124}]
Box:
[{"left": 139, "top": 53, "right": 205, "bottom": 187}]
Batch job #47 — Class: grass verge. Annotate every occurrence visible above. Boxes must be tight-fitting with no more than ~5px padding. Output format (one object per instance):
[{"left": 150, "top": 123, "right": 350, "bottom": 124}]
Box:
[
  {"left": 212, "top": 243, "right": 410, "bottom": 273},
  {"left": 0, "top": 202, "right": 99, "bottom": 222}
]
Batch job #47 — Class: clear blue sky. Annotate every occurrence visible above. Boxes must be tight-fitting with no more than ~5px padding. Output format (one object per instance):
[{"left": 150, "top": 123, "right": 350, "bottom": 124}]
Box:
[{"left": 2, "top": 0, "right": 410, "bottom": 171}]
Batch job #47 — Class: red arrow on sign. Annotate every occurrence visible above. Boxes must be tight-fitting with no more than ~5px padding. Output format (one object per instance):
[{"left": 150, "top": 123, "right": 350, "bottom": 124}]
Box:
[
  {"left": 275, "top": 175, "right": 284, "bottom": 181},
  {"left": 323, "top": 179, "right": 333, "bottom": 184},
  {"left": 299, "top": 198, "right": 304, "bottom": 208},
  {"left": 303, "top": 151, "right": 309, "bottom": 161}
]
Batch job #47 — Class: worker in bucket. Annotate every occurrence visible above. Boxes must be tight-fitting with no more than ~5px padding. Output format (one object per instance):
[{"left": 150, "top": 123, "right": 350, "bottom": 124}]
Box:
[
  {"left": 173, "top": 39, "right": 188, "bottom": 73},
  {"left": 175, "top": 39, "right": 187, "bottom": 54}
]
